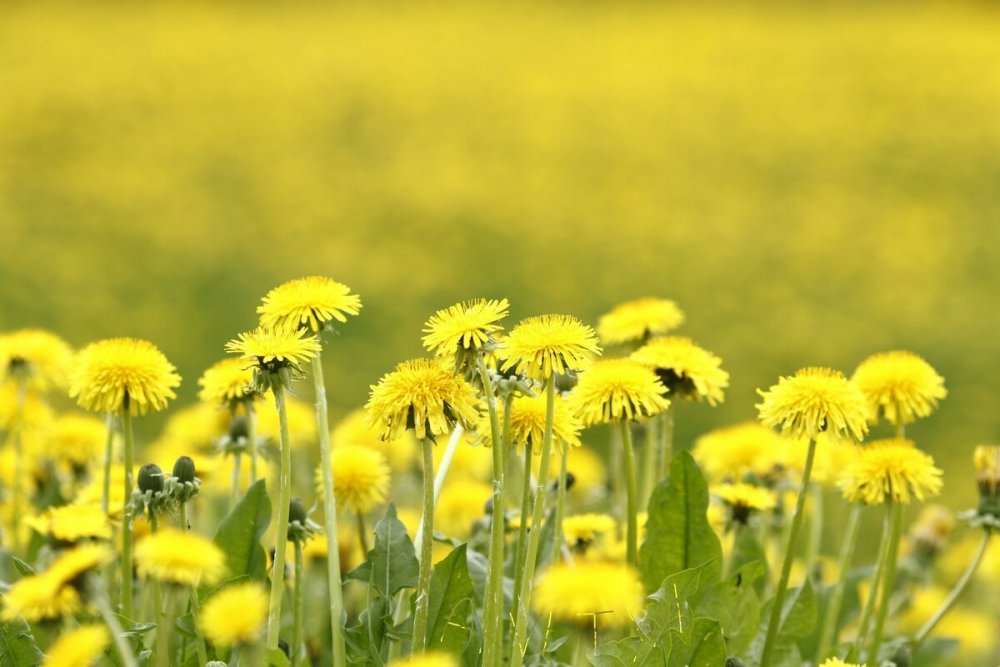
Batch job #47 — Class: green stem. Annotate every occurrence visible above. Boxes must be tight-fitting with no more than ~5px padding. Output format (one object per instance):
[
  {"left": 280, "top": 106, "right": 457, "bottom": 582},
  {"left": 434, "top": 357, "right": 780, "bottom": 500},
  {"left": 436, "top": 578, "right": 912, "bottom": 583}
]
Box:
[
  {"left": 478, "top": 359, "right": 506, "bottom": 667},
  {"left": 293, "top": 539, "right": 305, "bottom": 667},
  {"left": 148, "top": 512, "right": 169, "bottom": 667},
  {"left": 640, "top": 418, "right": 657, "bottom": 510},
  {"left": 120, "top": 402, "right": 135, "bottom": 620},
  {"left": 552, "top": 445, "right": 569, "bottom": 563},
  {"left": 869, "top": 500, "right": 904, "bottom": 662},
  {"left": 913, "top": 528, "right": 991, "bottom": 650},
  {"left": 102, "top": 412, "right": 114, "bottom": 516},
  {"left": 357, "top": 512, "right": 369, "bottom": 555},
  {"left": 759, "top": 437, "right": 817, "bottom": 667},
  {"left": 246, "top": 402, "right": 258, "bottom": 483},
  {"left": 814, "top": 503, "right": 862, "bottom": 663},
  {"left": 231, "top": 452, "right": 242, "bottom": 509},
  {"left": 805, "top": 485, "right": 824, "bottom": 573},
  {"left": 509, "top": 439, "right": 534, "bottom": 628},
  {"left": 849, "top": 505, "right": 893, "bottom": 662},
  {"left": 619, "top": 420, "right": 639, "bottom": 566},
  {"left": 188, "top": 583, "right": 208, "bottom": 667},
  {"left": 311, "top": 350, "right": 347, "bottom": 667},
  {"left": 509, "top": 379, "right": 556, "bottom": 667},
  {"left": 657, "top": 404, "right": 675, "bottom": 481},
  {"left": 266, "top": 380, "right": 292, "bottom": 650},
  {"left": 95, "top": 581, "right": 139, "bottom": 667},
  {"left": 9, "top": 385, "right": 25, "bottom": 555},
  {"left": 412, "top": 437, "right": 436, "bottom": 653}
]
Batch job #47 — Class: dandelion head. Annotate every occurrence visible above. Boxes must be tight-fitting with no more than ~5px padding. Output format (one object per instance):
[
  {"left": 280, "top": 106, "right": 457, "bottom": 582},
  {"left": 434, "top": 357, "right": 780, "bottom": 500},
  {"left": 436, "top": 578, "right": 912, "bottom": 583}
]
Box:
[
  {"left": 26, "top": 503, "right": 112, "bottom": 542},
  {"left": 562, "top": 513, "right": 618, "bottom": 550},
  {"left": 1, "top": 572, "right": 81, "bottom": 622},
  {"left": 839, "top": 439, "right": 942, "bottom": 505},
  {"left": 532, "top": 561, "right": 643, "bottom": 628},
  {"left": 318, "top": 444, "right": 391, "bottom": 515},
  {"left": 47, "top": 414, "right": 107, "bottom": 469},
  {"left": 225, "top": 327, "right": 320, "bottom": 375},
  {"left": 630, "top": 336, "right": 729, "bottom": 406},
  {"left": 0, "top": 328, "right": 74, "bottom": 392},
  {"left": 69, "top": 338, "right": 180, "bottom": 416},
  {"left": 851, "top": 351, "right": 946, "bottom": 427},
  {"left": 692, "top": 422, "right": 787, "bottom": 482},
  {"left": 257, "top": 276, "right": 362, "bottom": 333},
  {"left": 499, "top": 315, "right": 600, "bottom": 381},
  {"left": 135, "top": 528, "right": 226, "bottom": 586},
  {"left": 46, "top": 543, "right": 114, "bottom": 588},
  {"left": 756, "top": 367, "right": 868, "bottom": 442},
  {"left": 597, "top": 298, "right": 684, "bottom": 347},
  {"left": 44, "top": 624, "right": 109, "bottom": 667},
  {"left": 422, "top": 298, "right": 509, "bottom": 363},
  {"left": 712, "top": 482, "right": 776, "bottom": 524},
  {"left": 198, "top": 358, "right": 258, "bottom": 406},
  {"left": 570, "top": 358, "right": 669, "bottom": 426},
  {"left": 481, "top": 393, "right": 582, "bottom": 454},
  {"left": 198, "top": 582, "right": 269, "bottom": 648}
]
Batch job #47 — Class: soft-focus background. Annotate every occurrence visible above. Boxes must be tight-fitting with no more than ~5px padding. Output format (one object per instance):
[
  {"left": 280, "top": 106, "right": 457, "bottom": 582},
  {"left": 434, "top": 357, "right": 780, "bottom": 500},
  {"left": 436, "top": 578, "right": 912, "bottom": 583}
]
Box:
[{"left": 2, "top": 1, "right": 999, "bottom": 510}]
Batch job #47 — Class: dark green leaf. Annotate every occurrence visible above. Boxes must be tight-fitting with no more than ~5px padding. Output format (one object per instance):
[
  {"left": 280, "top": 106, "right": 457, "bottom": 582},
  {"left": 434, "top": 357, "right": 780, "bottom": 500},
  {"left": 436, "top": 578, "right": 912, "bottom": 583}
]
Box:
[
  {"left": 667, "top": 617, "right": 727, "bottom": 667},
  {"left": 728, "top": 525, "right": 768, "bottom": 595},
  {"left": 345, "top": 504, "right": 419, "bottom": 597},
  {"left": 426, "top": 544, "right": 475, "bottom": 656},
  {"left": 640, "top": 452, "right": 723, "bottom": 593},
  {"left": 0, "top": 618, "right": 43, "bottom": 667},
  {"left": 695, "top": 561, "right": 764, "bottom": 656},
  {"left": 745, "top": 581, "right": 816, "bottom": 667},
  {"left": 266, "top": 646, "right": 291, "bottom": 667},
  {"left": 9, "top": 557, "right": 34, "bottom": 578},
  {"left": 213, "top": 479, "right": 271, "bottom": 582}
]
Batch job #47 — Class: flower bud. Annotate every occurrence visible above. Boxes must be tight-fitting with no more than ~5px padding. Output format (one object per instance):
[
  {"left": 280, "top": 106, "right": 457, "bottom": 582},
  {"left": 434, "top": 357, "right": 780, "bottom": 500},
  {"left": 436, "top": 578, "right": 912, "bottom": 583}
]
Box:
[
  {"left": 229, "top": 415, "right": 249, "bottom": 441},
  {"left": 172, "top": 456, "right": 197, "bottom": 484},
  {"left": 974, "top": 445, "right": 1000, "bottom": 518},
  {"left": 289, "top": 498, "right": 307, "bottom": 526},
  {"left": 138, "top": 463, "right": 164, "bottom": 494}
]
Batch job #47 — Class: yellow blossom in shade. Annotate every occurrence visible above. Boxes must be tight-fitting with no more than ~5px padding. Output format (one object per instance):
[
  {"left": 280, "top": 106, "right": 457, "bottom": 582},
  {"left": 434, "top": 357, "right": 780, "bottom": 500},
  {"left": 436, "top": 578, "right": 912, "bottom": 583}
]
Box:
[
  {"left": 851, "top": 351, "right": 947, "bottom": 426},
  {"left": 395, "top": 651, "right": 460, "bottom": 667},
  {"left": 499, "top": 314, "right": 601, "bottom": 381},
  {"left": 630, "top": 336, "right": 729, "bottom": 405},
  {"left": 332, "top": 408, "right": 418, "bottom": 472},
  {"left": 0, "top": 384, "right": 55, "bottom": 432},
  {"left": 226, "top": 326, "right": 321, "bottom": 372},
  {"left": 532, "top": 561, "right": 643, "bottom": 628},
  {"left": 256, "top": 394, "right": 318, "bottom": 449},
  {"left": 563, "top": 513, "right": 617, "bottom": 548},
  {"left": 317, "top": 444, "right": 391, "bottom": 515},
  {"left": 756, "top": 367, "right": 868, "bottom": 442},
  {"left": 839, "top": 438, "right": 943, "bottom": 505},
  {"left": 197, "top": 358, "right": 257, "bottom": 405},
  {"left": 422, "top": 298, "right": 510, "bottom": 357},
  {"left": 26, "top": 503, "right": 112, "bottom": 542},
  {"left": 597, "top": 298, "right": 684, "bottom": 347},
  {"left": 713, "top": 483, "right": 776, "bottom": 524},
  {"left": 0, "top": 328, "right": 74, "bottom": 392},
  {"left": 46, "top": 414, "right": 107, "bottom": 469},
  {"left": 135, "top": 528, "right": 226, "bottom": 586},
  {"left": 692, "top": 422, "right": 786, "bottom": 482},
  {"left": 570, "top": 358, "right": 669, "bottom": 426},
  {"left": 897, "top": 586, "right": 994, "bottom": 659},
  {"left": 198, "top": 582, "right": 268, "bottom": 647},
  {"left": 75, "top": 465, "right": 130, "bottom": 517},
  {"left": 479, "top": 393, "right": 582, "bottom": 454},
  {"left": 1, "top": 572, "right": 81, "bottom": 622},
  {"left": 541, "top": 445, "right": 607, "bottom": 503},
  {"left": 818, "top": 657, "right": 866, "bottom": 667},
  {"left": 47, "top": 543, "right": 114, "bottom": 586},
  {"left": 69, "top": 338, "right": 181, "bottom": 415},
  {"left": 257, "top": 276, "right": 362, "bottom": 333},
  {"left": 44, "top": 624, "right": 109, "bottom": 667},
  {"left": 435, "top": 478, "right": 492, "bottom": 539},
  {"left": 365, "top": 358, "right": 481, "bottom": 442},
  {"left": 434, "top": 432, "right": 493, "bottom": 482}
]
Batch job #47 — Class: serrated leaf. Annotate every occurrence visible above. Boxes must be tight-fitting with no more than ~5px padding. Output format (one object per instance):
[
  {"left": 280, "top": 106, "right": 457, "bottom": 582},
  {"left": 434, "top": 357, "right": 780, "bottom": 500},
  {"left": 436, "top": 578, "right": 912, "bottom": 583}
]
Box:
[
  {"left": 640, "top": 452, "right": 723, "bottom": 593},
  {"left": 213, "top": 479, "right": 271, "bottom": 582},
  {"left": 745, "top": 581, "right": 816, "bottom": 666},
  {"left": 426, "top": 544, "right": 475, "bottom": 656},
  {"left": 667, "top": 617, "right": 727, "bottom": 667},
  {"left": 345, "top": 504, "right": 419, "bottom": 597},
  {"left": 0, "top": 618, "right": 43, "bottom": 666},
  {"left": 695, "top": 561, "right": 764, "bottom": 655}
]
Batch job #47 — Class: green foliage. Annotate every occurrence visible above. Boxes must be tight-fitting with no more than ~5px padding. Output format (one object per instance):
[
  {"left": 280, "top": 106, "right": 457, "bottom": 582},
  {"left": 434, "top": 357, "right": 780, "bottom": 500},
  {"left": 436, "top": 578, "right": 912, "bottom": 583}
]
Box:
[
  {"left": 0, "top": 619, "right": 43, "bottom": 667},
  {"left": 746, "top": 581, "right": 817, "bottom": 667},
  {"left": 213, "top": 479, "right": 271, "bottom": 583},
  {"left": 425, "top": 544, "right": 475, "bottom": 657},
  {"left": 696, "top": 562, "right": 765, "bottom": 656},
  {"left": 346, "top": 504, "right": 419, "bottom": 598}
]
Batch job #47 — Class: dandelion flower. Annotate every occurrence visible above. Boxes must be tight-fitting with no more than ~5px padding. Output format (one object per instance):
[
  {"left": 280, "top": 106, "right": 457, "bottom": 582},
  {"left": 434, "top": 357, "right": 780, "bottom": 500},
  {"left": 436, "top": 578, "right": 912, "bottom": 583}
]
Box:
[
  {"left": 135, "top": 528, "right": 226, "bottom": 586},
  {"left": 0, "top": 328, "right": 74, "bottom": 392},
  {"left": 480, "top": 393, "right": 582, "bottom": 453},
  {"left": 70, "top": 338, "right": 180, "bottom": 415},
  {"left": 226, "top": 327, "right": 321, "bottom": 373},
  {"left": 597, "top": 298, "right": 684, "bottom": 346},
  {"left": 974, "top": 445, "right": 1000, "bottom": 512},
  {"left": 422, "top": 298, "right": 509, "bottom": 358},
  {"left": 499, "top": 315, "right": 601, "bottom": 381},
  {"left": 198, "top": 582, "right": 268, "bottom": 647},
  {"left": 1, "top": 573, "right": 81, "bottom": 622},
  {"left": 570, "top": 359, "right": 669, "bottom": 426},
  {"left": 332, "top": 408, "right": 418, "bottom": 471},
  {"left": 47, "top": 543, "right": 114, "bottom": 586},
  {"left": 317, "top": 444, "right": 390, "bottom": 515},
  {"left": 395, "top": 652, "right": 460, "bottom": 667},
  {"left": 365, "top": 358, "right": 480, "bottom": 442},
  {"left": 712, "top": 482, "right": 776, "bottom": 524},
  {"left": 839, "top": 439, "right": 942, "bottom": 505},
  {"left": 0, "top": 384, "right": 55, "bottom": 432},
  {"left": 257, "top": 276, "right": 362, "bottom": 333},
  {"left": 46, "top": 414, "right": 107, "bottom": 469},
  {"left": 532, "top": 561, "right": 643, "bottom": 628},
  {"left": 852, "top": 351, "right": 946, "bottom": 426},
  {"left": 819, "top": 659, "right": 866, "bottom": 667},
  {"left": 26, "top": 503, "right": 112, "bottom": 542},
  {"left": 692, "top": 422, "right": 786, "bottom": 482},
  {"left": 198, "top": 357, "right": 258, "bottom": 406},
  {"left": 630, "top": 336, "right": 729, "bottom": 405},
  {"left": 436, "top": 478, "right": 492, "bottom": 539},
  {"left": 756, "top": 367, "right": 868, "bottom": 442},
  {"left": 562, "top": 513, "right": 617, "bottom": 548},
  {"left": 44, "top": 624, "right": 109, "bottom": 667}
]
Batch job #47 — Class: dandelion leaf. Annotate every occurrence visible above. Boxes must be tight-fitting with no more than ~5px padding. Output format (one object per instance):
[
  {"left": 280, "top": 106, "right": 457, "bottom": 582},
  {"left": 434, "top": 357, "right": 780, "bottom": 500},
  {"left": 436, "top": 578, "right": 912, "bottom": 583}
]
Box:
[
  {"left": 426, "top": 544, "right": 475, "bottom": 657},
  {"left": 0, "top": 618, "right": 43, "bottom": 667},
  {"left": 695, "top": 561, "right": 764, "bottom": 656},
  {"left": 213, "top": 479, "right": 271, "bottom": 582},
  {"left": 346, "top": 503, "right": 419, "bottom": 597},
  {"left": 745, "top": 580, "right": 816, "bottom": 667}
]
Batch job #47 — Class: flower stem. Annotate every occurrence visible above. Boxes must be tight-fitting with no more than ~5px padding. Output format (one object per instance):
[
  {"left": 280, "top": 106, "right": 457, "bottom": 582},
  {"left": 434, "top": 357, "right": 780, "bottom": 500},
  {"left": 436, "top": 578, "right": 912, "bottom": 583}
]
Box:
[
  {"left": 656, "top": 404, "right": 675, "bottom": 480},
  {"left": 640, "top": 418, "right": 657, "bottom": 510},
  {"left": 868, "top": 500, "right": 904, "bottom": 662},
  {"left": 102, "top": 412, "right": 114, "bottom": 516},
  {"left": 412, "top": 436, "right": 436, "bottom": 653},
  {"left": 814, "top": 503, "right": 862, "bottom": 663},
  {"left": 10, "top": 384, "right": 25, "bottom": 554},
  {"left": 120, "top": 402, "right": 136, "bottom": 620},
  {"left": 356, "top": 512, "right": 369, "bottom": 555},
  {"left": 95, "top": 580, "right": 139, "bottom": 667},
  {"left": 478, "top": 359, "right": 506, "bottom": 667},
  {"left": 231, "top": 452, "right": 242, "bottom": 509},
  {"left": 849, "top": 505, "right": 893, "bottom": 663},
  {"left": 311, "top": 349, "right": 347, "bottom": 667},
  {"left": 552, "top": 445, "right": 569, "bottom": 563},
  {"left": 509, "top": 439, "right": 534, "bottom": 628},
  {"left": 246, "top": 402, "right": 258, "bottom": 483},
  {"left": 913, "top": 528, "right": 991, "bottom": 650},
  {"left": 292, "top": 539, "right": 305, "bottom": 667},
  {"left": 619, "top": 420, "right": 639, "bottom": 566},
  {"left": 759, "top": 437, "right": 817, "bottom": 667},
  {"left": 266, "top": 380, "right": 292, "bottom": 650},
  {"left": 509, "top": 379, "right": 556, "bottom": 667}
]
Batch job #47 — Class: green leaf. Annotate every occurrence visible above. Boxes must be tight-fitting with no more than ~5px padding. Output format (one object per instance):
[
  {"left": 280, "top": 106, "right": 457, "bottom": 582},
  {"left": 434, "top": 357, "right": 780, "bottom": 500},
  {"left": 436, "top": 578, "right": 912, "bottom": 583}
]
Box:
[
  {"left": 345, "top": 504, "right": 419, "bottom": 597},
  {"left": 9, "top": 557, "right": 35, "bottom": 578},
  {"left": 745, "top": 581, "right": 816, "bottom": 667},
  {"left": 426, "top": 544, "right": 475, "bottom": 656},
  {"left": 640, "top": 451, "right": 723, "bottom": 593},
  {"left": 728, "top": 525, "right": 768, "bottom": 595},
  {"left": 266, "top": 646, "right": 291, "bottom": 667},
  {"left": 213, "top": 479, "right": 271, "bottom": 582},
  {"left": 667, "top": 617, "right": 727, "bottom": 667},
  {"left": 0, "top": 618, "right": 43, "bottom": 666},
  {"left": 695, "top": 561, "right": 764, "bottom": 656}
]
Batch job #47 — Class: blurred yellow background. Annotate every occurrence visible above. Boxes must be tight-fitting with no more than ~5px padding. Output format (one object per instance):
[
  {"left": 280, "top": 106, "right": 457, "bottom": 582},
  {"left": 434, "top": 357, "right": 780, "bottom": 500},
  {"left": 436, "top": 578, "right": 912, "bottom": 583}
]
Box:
[{"left": 2, "top": 1, "right": 999, "bottom": 506}]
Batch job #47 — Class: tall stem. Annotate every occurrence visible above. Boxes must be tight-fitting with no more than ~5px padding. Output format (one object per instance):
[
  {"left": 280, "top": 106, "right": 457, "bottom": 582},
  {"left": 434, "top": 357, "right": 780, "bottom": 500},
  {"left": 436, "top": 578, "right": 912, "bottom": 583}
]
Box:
[
  {"left": 120, "top": 402, "right": 135, "bottom": 620},
  {"left": 552, "top": 446, "right": 569, "bottom": 562},
  {"left": 95, "top": 581, "right": 139, "bottom": 667},
  {"left": 509, "top": 380, "right": 556, "bottom": 667},
  {"left": 231, "top": 452, "right": 242, "bottom": 509},
  {"left": 478, "top": 359, "right": 506, "bottom": 667},
  {"left": 10, "top": 385, "right": 25, "bottom": 554},
  {"left": 266, "top": 381, "right": 292, "bottom": 650},
  {"left": 356, "top": 513, "right": 369, "bottom": 555},
  {"left": 412, "top": 437, "right": 436, "bottom": 652},
  {"left": 179, "top": 501, "right": 208, "bottom": 666},
  {"left": 619, "top": 421, "right": 639, "bottom": 566},
  {"left": 102, "top": 413, "right": 114, "bottom": 515},
  {"left": 292, "top": 540, "right": 305, "bottom": 667},
  {"left": 510, "top": 439, "right": 534, "bottom": 625},
  {"left": 815, "top": 503, "right": 862, "bottom": 663},
  {"left": 805, "top": 485, "right": 824, "bottom": 571},
  {"left": 656, "top": 404, "right": 675, "bottom": 480},
  {"left": 869, "top": 500, "right": 904, "bottom": 662},
  {"left": 849, "top": 505, "right": 893, "bottom": 662},
  {"left": 640, "top": 418, "right": 657, "bottom": 510},
  {"left": 246, "top": 402, "right": 258, "bottom": 483},
  {"left": 311, "top": 349, "right": 347, "bottom": 666},
  {"left": 759, "top": 437, "right": 817, "bottom": 667}
]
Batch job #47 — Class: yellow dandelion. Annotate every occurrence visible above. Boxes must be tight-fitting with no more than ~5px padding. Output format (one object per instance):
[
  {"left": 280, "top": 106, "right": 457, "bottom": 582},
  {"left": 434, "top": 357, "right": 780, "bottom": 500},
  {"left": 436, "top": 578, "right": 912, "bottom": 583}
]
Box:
[
  {"left": 317, "top": 444, "right": 390, "bottom": 515},
  {"left": 46, "top": 414, "right": 107, "bottom": 469},
  {"left": 26, "top": 503, "right": 112, "bottom": 542},
  {"left": 499, "top": 315, "right": 601, "bottom": 381},
  {"left": 198, "top": 582, "right": 268, "bottom": 647},
  {"left": 365, "top": 358, "right": 481, "bottom": 442},
  {"left": 532, "top": 561, "right": 643, "bottom": 628},
  {"left": 395, "top": 651, "right": 460, "bottom": 667},
  {"left": 332, "top": 408, "right": 418, "bottom": 472},
  {"left": 597, "top": 297, "right": 684, "bottom": 346},
  {"left": 756, "top": 367, "right": 868, "bottom": 442},
  {"left": 257, "top": 276, "right": 362, "bottom": 334},
  {"left": 436, "top": 478, "right": 492, "bottom": 539},
  {"left": 47, "top": 543, "right": 114, "bottom": 587},
  {"left": 69, "top": 338, "right": 181, "bottom": 415},
  {"left": 563, "top": 513, "right": 617, "bottom": 548},
  {"left": 44, "top": 624, "right": 109, "bottom": 667},
  {"left": 135, "top": 528, "right": 226, "bottom": 586},
  {"left": 0, "top": 384, "right": 55, "bottom": 432},
  {"left": 480, "top": 393, "right": 582, "bottom": 454},
  {"left": 713, "top": 483, "right": 776, "bottom": 523},
  {"left": 973, "top": 444, "right": 1000, "bottom": 502},
  {"left": 226, "top": 326, "right": 321, "bottom": 372},
  {"left": 630, "top": 336, "right": 729, "bottom": 405},
  {"left": 422, "top": 298, "right": 509, "bottom": 358},
  {"left": 570, "top": 358, "right": 670, "bottom": 426},
  {"left": 540, "top": 445, "right": 607, "bottom": 503},
  {"left": 0, "top": 329, "right": 74, "bottom": 392},
  {"left": 818, "top": 657, "right": 866, "bottom": 667},
  {"left": 839, "top": 439, "right": 942, "bottom": 505},
  {"left": 852, "top": 351, "right": 946, "bottom": 426},
  {"left": 198, "top": 357, "right": 258, "bottom": 406},
  {"left": 1, "top": 572, "right": 81, "bottom": 622},
  {"left": 255, "top": 394, "right": 318, "bottom": 448},
  {"left": 898, "top": 586, "right": 994, "bottom": 659},
  {"left": 434, "top": 432, "right": 493, "bottom": 482},
  {"left": 692, "top": 422, "right": 786, "bottom": 482}
]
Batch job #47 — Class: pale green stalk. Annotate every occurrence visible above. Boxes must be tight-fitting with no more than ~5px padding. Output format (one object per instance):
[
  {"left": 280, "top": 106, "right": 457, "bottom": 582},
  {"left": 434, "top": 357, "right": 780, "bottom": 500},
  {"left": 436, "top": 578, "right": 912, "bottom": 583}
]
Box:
[
  {"left": 640, "top": 418, "right": 657, "bottom": 509},
  {"left": 246, "top": 402, "right": 258, "bottom": 482},
  {"left": 149, "top": 512, "right": 170, "bottom": 667},
  {"left": 848, "top": 506, "right": 893, "bottom": 663},
  {"left": 412, "top": 437, "right": 436, "bottom": 652},
  {"left": 266, "top": 381, "right": 293, "bottom": 650},
  {"left": 120, "top": 401, "right": 136, "bottom": 620},
  {"left": 231, "top": 452, "right": 242, "bottom": 509},
  {"left": 95, "top": 580, "right": 139, "bottom": 667},
  {"left": 478, "top": 358, "right": 506, "bottom": 667},
  {"left": 293, "top": 539, "right": 305, "bottom": 667},
  {"left": 656, "top": 404, "right": 675, "bottom": 480},
  {"left": 552, "top": 445, "right": 568, "bottom": 563},
  {"left": 179, "top": 500, "right": 209, "bottom": 666},
  {"left": 619, "top": 420, "right": 639, "bottom": 566},
  {"left": 869, "top": 500, "right": 904, "bottom": 662},
  {"left": 814, "top": 503, "right": 862, "bottom": 663},
  {"left": 102, "top": 413, "right": 114, "bottom": 515},
  {"left": 509, "top": 439, "right": 534, "bottom": 625},
  {"left": 10, "top": 385, "right": 25, "bottom": 554},
  {"left": 805, "top": 485, "right": 824, "bottom": 571}
]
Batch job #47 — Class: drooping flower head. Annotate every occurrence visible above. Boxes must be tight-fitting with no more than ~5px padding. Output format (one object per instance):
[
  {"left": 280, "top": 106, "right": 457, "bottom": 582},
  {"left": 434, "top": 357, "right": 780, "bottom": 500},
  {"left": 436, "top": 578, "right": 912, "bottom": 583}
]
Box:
[
  {"left": 317, "top": 444, "right": 391, "bottom": 515},
  {"left": 532, "top": 560, "right": 643, "bottom": 628},
  {"left": 839, "top": 438, "right": 942, "bottom": 505},
  {"left": 198, "top": 582, "right": 268, "bottom": 648},
  {"left": 499, "top": 315, "right": 601, "bottom": 382},
  {"left": 257, "top": 276, "right": 362, "bottom": 334},
  {"left": 597, "top": 298, "right": 684, "bottom": 347},
  {"left": 70, "top": 338, "right": 181, "bottom": 415},
  {"left": 712, "top": 482, "right": 776, "bottom": 525},
  {"left": 365, "top": 358, "right": 480, "bottom": 442},
  {"left": 479, "top": 393, "right": 582, "bottom": 454},
  {"left": 630, "top": 336, "right": 729, "bottom": 405},
  {"left": 0, "top": 328, "right": 74, "bottom": 392},
  {"left": 852, "top": 351, "right": 947, "bottom": 426},
  {"left": 44, "top": 623, "right": 110, "bottom": 667},
  {"left": 135, "top": 528, "right": 226, "bottom": 586},
  {"left": 570, "top": 358, "right": 670, "bottom": 426},
  {"left": 422, "top": 298, "right": 509, "bottom": 371},
  {"left": 198, "top": 357, "right": 260, "bottom": 409},
  {"left": 756, "top": 367, "right": 868, "bottom": 442}
]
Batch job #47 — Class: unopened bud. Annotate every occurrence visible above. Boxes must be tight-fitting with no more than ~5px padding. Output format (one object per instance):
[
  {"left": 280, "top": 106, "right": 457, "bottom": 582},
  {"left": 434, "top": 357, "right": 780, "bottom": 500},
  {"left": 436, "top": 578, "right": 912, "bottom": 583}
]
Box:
[
  {"left": 138, "top": 463, "right": 164, "bottom": 494},
  {"left": 172, "top": 456, "right": 196, "bottom": 484}
]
